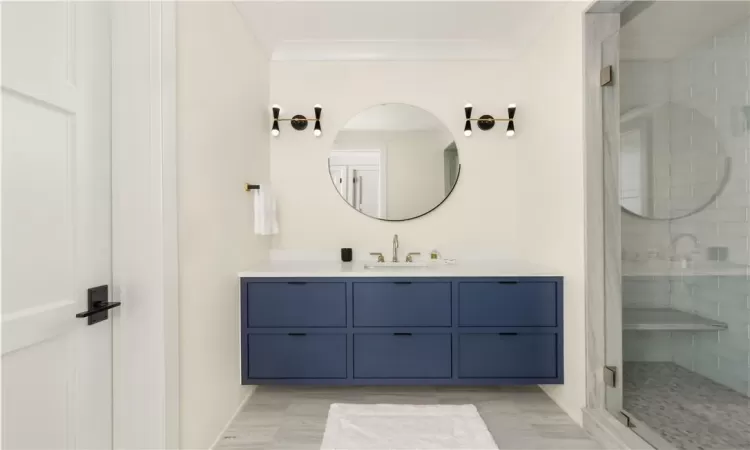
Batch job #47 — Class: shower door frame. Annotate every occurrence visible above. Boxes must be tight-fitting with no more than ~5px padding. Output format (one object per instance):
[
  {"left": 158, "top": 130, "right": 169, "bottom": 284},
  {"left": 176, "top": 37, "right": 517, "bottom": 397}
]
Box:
[
  {"left": 582, "top": 2, "right": 658, "bottom": 448},
  {"left": 601, "top": 29, "right": 624, "bottom": 418}
]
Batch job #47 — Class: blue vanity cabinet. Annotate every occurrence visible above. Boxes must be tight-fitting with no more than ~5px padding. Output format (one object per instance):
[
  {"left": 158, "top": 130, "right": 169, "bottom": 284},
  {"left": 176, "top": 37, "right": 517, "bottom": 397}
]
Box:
[
  {"left": 241, "top": 276, "right": 563, "bottom": 385},
  {"left": 247, "top": 333, "right": 347, "bottom": 379},
  {"left": 353, "top": 333, "right": 453, "bottom": 379},
  {"left": 458, "top": 333, "right": 558, "bottom": 378},
  {"left": 458, "top": 281, "right": 558, "bottom": 327},
  {"left": 246, "top": 281, "right": 346, "bottom": 327},
  {"left": 352, "top": 281, "right": 452, "bottom": 327}
]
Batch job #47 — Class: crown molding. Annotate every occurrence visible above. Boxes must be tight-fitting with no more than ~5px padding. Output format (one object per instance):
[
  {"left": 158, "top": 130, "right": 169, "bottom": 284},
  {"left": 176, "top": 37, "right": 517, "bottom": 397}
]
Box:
[{"left": 271, "top": 39, "right": 518, "bottom": 61}]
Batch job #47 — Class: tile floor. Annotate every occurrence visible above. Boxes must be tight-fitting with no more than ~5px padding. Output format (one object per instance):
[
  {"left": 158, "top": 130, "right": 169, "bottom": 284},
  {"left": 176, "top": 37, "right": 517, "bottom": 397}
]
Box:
[
  {"left": 215, "top": 385, "right": 604, "bottom": 450},
  {"left": 624, "top": 362, "right": 750, "bottom": 450}
]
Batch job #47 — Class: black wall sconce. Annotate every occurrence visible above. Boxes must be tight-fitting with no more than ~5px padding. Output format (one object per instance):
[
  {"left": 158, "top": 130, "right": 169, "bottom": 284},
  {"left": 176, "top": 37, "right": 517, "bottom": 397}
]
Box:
[
  {"left": 271, "top": 104, "right": 322, "bottom": 138},
  {"left": 463, "top": 103, "right": 517, "bottom": 137}
]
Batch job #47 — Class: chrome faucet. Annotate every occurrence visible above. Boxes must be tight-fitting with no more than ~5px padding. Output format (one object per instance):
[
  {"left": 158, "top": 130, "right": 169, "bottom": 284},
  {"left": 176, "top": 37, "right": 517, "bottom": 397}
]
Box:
[
  {"left": 392, "top": 234, "right": 399, "bottom": 262},
  {"left": 670, "top": 233, "right": 700, "bottom": 260}
]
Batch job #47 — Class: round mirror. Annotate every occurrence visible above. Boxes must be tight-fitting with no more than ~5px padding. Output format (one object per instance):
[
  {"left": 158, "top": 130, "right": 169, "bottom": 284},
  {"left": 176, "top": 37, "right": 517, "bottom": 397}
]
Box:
[
  {"left": 329, "top": 104, "right": 459, "bottom": 221},
  {"left": 619, "top": 102, "right": 731, "bottom": 220}
]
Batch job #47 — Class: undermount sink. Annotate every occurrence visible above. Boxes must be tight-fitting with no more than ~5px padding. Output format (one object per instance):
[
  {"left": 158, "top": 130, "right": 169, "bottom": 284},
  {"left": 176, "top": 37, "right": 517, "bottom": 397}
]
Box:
[{"left": 364, "top": 261, "right": 429, "bottom": 269}]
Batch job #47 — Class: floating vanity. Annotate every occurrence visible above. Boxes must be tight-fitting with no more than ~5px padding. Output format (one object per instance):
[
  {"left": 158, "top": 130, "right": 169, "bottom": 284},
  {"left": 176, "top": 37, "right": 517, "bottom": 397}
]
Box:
[{"left": 238, "top": 262, "right": 563, "bottom": 385}]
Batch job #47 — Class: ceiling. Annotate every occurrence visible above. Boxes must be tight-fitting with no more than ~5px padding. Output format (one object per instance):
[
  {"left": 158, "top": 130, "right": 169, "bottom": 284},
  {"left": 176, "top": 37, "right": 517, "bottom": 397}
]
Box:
[
  {"left": 234, "top": 1, "right": 570, "bottom": 61},
  {"left": 620, "top": 1, "right": 750, "bottom": 60}
]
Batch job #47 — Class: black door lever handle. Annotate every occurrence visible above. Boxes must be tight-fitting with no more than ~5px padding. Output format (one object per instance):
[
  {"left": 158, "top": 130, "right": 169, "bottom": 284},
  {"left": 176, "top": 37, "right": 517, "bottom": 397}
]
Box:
[
  {"left": 76, "top": 301, "right": 121, "bottom": 319},
  {"left": 76, "top": 285, "right": 118, "bottom": 325}
]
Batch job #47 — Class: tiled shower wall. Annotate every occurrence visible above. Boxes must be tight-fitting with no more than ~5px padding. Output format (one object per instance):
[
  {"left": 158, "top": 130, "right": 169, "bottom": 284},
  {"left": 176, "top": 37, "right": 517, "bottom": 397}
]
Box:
[
  {"left": 622, "top": 17, "right": 750, "bottom": 396},
  {"left": 665, "top": 18, "right": 750, "bottom": 260},
  {"left": 671, "top": 276, "right": 750, "bottom": 394}
]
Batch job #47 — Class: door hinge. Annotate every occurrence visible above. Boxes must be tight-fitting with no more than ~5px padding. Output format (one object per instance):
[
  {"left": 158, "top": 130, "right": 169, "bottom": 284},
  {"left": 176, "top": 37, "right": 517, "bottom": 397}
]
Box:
[
  {"left": 353, "top": 177, "right": 357, "bottom": 183},
  {"left": 601, "top": 65, "right": 614, "bottom": 86},
  {"left": 604, "top": 365, "right": 617, "bottom": 387},
  {"left": 617, "top": 411, "right": 634, "bottom": 428}
]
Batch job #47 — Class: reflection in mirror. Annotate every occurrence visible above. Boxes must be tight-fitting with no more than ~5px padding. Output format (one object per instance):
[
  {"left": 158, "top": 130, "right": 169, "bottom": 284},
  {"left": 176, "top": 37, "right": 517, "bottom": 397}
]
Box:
[
  {"left": 619, "top": 102, "right": 730, "bottom": 220},
  {"left": 329, "top": 104, "right": 459, "bottom": 221},
  {"left": 619, "top": 117, "right": 651, "bottom": 216}
]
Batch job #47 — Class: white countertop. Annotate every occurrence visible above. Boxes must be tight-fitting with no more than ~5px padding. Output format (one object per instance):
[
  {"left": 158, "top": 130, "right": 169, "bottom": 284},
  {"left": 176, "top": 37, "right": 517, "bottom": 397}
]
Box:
[{"left": 237, "top": 260, "right": 561, "bottom": 278}]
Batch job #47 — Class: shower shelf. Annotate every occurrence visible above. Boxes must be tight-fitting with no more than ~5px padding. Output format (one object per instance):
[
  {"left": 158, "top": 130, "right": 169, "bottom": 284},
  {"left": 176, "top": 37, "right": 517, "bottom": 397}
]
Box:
[{"left": 624, "top": 308, "right": 728, "bottom": 332}]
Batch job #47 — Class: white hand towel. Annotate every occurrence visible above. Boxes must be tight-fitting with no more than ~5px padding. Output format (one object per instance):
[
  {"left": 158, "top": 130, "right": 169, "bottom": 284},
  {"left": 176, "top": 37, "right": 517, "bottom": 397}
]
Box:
[{"left": 253, "top": 184, "right": 279, "bottom": 235}]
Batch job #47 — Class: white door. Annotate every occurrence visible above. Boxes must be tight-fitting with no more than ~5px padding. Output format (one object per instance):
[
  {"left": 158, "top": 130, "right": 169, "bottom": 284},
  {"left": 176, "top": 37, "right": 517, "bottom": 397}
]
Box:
[
  {"left": 2, "top": 2, "right": 114, "bottom": 449},
  {"left": 329, "top": 165, "right": 347, "bottom": 198},
  {"left": 351, "top": 167, "right": 380, "bottom": 217}
]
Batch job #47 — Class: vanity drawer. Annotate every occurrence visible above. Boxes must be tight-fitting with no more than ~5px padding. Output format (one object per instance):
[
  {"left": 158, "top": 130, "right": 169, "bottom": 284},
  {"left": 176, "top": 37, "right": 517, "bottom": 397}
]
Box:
[
  {"left": 458, "top": 333, "right": 557, "bottom": 378},
  {"left": 247, "top": 334, "right": 347, "bottom": 379},
  {"left": 353, "top": 333, "right": 452, "bottom": 378},
  {"left": 246, "top": 282, "right": 346, "bottom": 327},
  {"left": 458, "top": 282, "right": 557, "bottom": 327},
  {"left": 352, "top": 282, "right": 451, "bottom": 327}
]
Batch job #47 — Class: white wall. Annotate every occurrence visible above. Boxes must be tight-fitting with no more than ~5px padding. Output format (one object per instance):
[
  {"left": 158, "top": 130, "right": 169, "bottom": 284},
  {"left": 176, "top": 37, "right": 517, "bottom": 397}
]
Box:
[
  {"left": 518, "top": 1, "right": 589, "bottom": 424},
  {"left": 384, "top": 130, "right": 452, "bottom": 219},
  {"left": 176, "top": 3, "right": 269, "bottom": 448},
  {"left": 270, "top": 61, "right": 520, "bottom": 258}
]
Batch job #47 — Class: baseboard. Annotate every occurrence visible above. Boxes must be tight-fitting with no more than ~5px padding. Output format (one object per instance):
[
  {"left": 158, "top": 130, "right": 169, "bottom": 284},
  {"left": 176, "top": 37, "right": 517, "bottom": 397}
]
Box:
[
  {"left": 208, "top": 386, "right": 257, "bottom": 450},
  {"left": 539, "top": 385, "right": 583, "bottom": 425},
  {"left": 582, "top": 408, "right": 653, "bottom": 450}
]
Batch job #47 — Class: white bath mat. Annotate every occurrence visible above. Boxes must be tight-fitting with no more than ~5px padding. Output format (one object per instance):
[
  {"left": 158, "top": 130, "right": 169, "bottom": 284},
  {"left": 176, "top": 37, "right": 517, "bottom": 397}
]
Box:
[{"left": 320, "top": 403, "right": 498, "bottom": 450}]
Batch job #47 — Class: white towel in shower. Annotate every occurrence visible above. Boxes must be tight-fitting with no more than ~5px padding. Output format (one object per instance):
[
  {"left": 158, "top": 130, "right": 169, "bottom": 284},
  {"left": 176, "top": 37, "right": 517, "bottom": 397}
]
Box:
[{"left": 253, "top": 184, "right": 279, "bottom": 235}]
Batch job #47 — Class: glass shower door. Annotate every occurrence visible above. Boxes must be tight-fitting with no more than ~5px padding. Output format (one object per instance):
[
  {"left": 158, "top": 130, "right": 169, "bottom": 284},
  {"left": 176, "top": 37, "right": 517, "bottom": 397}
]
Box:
[{"left": 605, "top": 4, "right": 750, "bottom": 448}]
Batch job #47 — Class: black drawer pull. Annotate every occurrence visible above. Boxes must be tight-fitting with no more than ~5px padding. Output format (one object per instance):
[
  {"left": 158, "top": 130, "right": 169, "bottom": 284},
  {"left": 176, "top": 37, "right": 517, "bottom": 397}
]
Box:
[
  {"left": 497, "top": 332, "right": 518, "bottom": 336},
  {"left": 288, "top": 281, "right": 307, "bottom": 285},
  {"left": 393, "top": 281, "right": 412, "bottom": 285},
  {"left": 288, "top": 333, "right": 307, "bottom": 336},
  {"left": 393, "top": 332, "right": 413, "bottom": 336},
  {"left": 497, "top": 281, "right": 519, "bottom": 284}
]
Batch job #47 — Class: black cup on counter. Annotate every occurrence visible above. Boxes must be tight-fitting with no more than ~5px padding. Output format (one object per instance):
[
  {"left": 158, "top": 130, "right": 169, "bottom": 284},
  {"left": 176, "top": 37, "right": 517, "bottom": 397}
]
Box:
[{"left": 341, "top": 248, "right": 353, "bottom": 262}]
